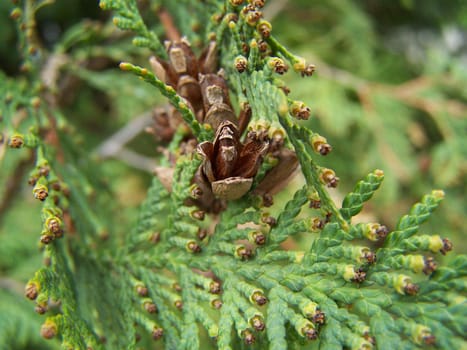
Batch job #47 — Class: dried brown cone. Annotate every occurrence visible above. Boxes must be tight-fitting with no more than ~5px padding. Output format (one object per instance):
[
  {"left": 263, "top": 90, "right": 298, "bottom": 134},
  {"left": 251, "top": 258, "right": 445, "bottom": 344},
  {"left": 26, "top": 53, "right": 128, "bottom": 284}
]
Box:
[{"left": 197, "top": 121, "right": 268, "bottom": 200}]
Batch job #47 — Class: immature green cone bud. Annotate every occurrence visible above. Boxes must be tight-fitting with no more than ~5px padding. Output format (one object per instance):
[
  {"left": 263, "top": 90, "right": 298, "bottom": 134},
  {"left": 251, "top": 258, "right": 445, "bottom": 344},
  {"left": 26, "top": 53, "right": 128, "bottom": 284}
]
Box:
[
  {"left": 310, "top": 217, "right": 325, "bottom": 231},
  {"left": 352, "top": 268, "right": 366, "bottom": 283},
  {"left": 230, "top": 0, "right": 244, "bottom": 6},
  {"left": 25, "top": 282, "right": 39, "bottom": 300},
  {"left": 251, "top": 290, "right": 267, "bottom": 306},
  {"left": 408, "top": 255, "right": 425, "bottom": 273},
  {"left": 40, "top": 319, "right": 57, "bottom": 339},
  {"left": 363, "top": 250, "right": 376, "bottom": 265},
  {"left": 250, "top": 0, "right": 265, "bottom": 7},
  {"left": 174, "top": 300, "right": 183, "bottom": 310},
  {"left": 8, "top": 134, "right": 24, "bottom": 148},
  {"left": 412, "top": 325, "right": 435, "bottom": 345},
  {"left": 261, "top": 215, "right": 277, "bottom": 227},
  {"left": 268, "top": 57, "right": 288, "bottom": 75},
  {"left": 312, "top": 310, "right": 326, "bottom": 325},
  {"left": 258, "top": 39, "right": 269, "bottom": 53},
  {"left": 295, "top": 319, "right": 318, "bottom": 340},
  {"left": 209, "top": 281, "right": 221, "bottom": 294},
  {"left": 172, "top": 283, "right": 182, "bottom": 292},
  {"left": 249, "top": 231, "right": 266, "bottom": 245},
  {"left": 394, "top": 275, "right": 417, "bottom": 295},
  {"left": 10, "top": 8, "right": 22, "bottom": 20},
  {"left": 149, "top": 232, "right": 160, "bottom": 244},
  {"left": 35, "top": 303, "right": 48, "bottom": 314},
  {"left": 302, "top": 64, "right": 316, "bottom": 77},
  {"left": 46, "top": 216, "right": 62, "bottom": 235},
  {"left": 245, "top": 10, "right": 262, "bottom": 26},
  {"left": 191, "top": 210, "right": 205, "bottom": 221},
  {"left": 440, "top": 238, "right": 452, "bottom": 255},
  {"left": 319, "top": 168, "right": 339, "bottom": 188},
  {"left": 301, "top": 324, "right": 318, "bottom": 340},
  {"left": 364, "top": 223, "right": 387, "bottom": 241},
  {"left": 250, "top": 315, "right": 265, "bottom": 331},
  {"left": 152, "top": 327, "right": 164, "bottom": 340},
  {"left": 33, "top": 184, "right": 49, "bottom": 201},
  {"left": 234, "top": 55, "right": 248, "bottom": 73},
  {"left": 197, "top": 228, "right": 208, "bottom": 241},
  {"left": 136, "top": 285, "right": 149, "bottom": 297},
  {"left": 257, "top": 20, "right": 272, "bottom": 38},
  {"left": 235, "top": 245, "right": 253, "bottom": 260},
  {"left": 211, "top": 299, "right": 223, "bottom": 309},
  {"left": 40, "top": 233, "right": 54, "bottom": 244},
  {"left": 290, "top": 101, "right": 310, "bottom": 120},
  {"left": 186, "top": 240, "right": 202, "bottom": 253},
  {"left": 404, "top": 282, "right": 419, "bottom": 296},
  {"left": 423, "top": 256, "right": 437, "bottom": 275},
  {"left": 311, "top": 135, "right": 332, "bottom": 155},
  {"left": 243, "top": 330, "right": 255, "bottom": 344},
  {"left": 31, "top": 96, "right": 41, "bottom": 109},
  {"left": 143, "top": 301, "right": 158, "bottom": 314},
  {"left": 119, "top": 62, "right": 134, "bottom": 71}
]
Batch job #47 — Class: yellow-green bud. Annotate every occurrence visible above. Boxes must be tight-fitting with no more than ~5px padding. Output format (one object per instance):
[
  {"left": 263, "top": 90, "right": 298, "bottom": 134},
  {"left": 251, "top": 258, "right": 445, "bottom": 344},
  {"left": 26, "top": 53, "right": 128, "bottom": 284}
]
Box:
[
  {"left": 428, "top": 235, "right": 443, "bottom": 253},
  {"left": 408, "top": 255, "right": 425, "bottom": 273},
  {"left": 393, "top": 275, "right": 411, "bottom": 295},
  {"left": 343, "top": 265, "right": 356, "bottom": 282}
]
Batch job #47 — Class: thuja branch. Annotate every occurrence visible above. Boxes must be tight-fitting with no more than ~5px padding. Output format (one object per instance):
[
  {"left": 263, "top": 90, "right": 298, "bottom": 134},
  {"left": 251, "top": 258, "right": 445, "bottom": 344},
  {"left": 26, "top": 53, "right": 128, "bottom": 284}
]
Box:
[{"left": 2, "top": 1, "right": 464, "bottom": 349}]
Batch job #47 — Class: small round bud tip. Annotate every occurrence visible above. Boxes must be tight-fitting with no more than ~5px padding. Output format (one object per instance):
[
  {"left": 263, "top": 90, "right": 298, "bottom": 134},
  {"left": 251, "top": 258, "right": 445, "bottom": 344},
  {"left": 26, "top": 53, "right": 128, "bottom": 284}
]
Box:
[
  {"left": 41, "top": 320, "right": 57, "bottom": 339},
  {"left": 374, "top": 169, "right": 384, "bottom": 177},
  {"left": 432, "top": 190, "right": 444, "bottom": 199},
  {"left": 119, "top": 62, "right": 132, "bottom": 71},
  {"left": 10, "top": 8, "right": 22, "bottom": 20}
]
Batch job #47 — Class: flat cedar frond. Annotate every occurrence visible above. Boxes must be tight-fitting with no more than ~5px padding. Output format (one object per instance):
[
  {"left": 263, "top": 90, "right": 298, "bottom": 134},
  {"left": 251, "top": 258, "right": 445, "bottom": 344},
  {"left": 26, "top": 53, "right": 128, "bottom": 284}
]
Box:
[{"left": 0, "top": 1, "right": 465, "bottom": 350}]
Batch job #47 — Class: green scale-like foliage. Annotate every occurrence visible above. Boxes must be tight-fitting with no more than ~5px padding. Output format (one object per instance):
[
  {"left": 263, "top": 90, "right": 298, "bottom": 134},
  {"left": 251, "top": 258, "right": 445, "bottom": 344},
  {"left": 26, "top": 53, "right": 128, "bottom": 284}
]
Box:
[{"left": 0, "top": 0, "right": 465, "bottom": 349}]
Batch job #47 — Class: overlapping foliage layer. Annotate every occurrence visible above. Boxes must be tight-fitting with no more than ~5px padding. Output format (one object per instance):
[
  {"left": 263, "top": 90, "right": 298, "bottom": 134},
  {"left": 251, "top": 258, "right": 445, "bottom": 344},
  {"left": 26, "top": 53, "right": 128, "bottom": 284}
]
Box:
[{"left": 0, "top": 1, "right": 466, "bottom": 349}]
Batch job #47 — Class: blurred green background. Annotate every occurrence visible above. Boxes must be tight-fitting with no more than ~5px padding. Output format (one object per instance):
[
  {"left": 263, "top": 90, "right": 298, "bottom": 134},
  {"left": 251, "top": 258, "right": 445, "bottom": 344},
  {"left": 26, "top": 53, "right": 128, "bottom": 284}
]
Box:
[{"left": 0, "top": 0, "right": 466, "bottom": 348}]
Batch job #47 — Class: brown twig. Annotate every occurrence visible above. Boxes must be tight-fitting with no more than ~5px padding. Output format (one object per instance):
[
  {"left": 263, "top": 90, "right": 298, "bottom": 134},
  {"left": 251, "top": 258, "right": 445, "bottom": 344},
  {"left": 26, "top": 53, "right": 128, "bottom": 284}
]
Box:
[{"left": 157, "top": 7, "right": 181, "bottom": 41}]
